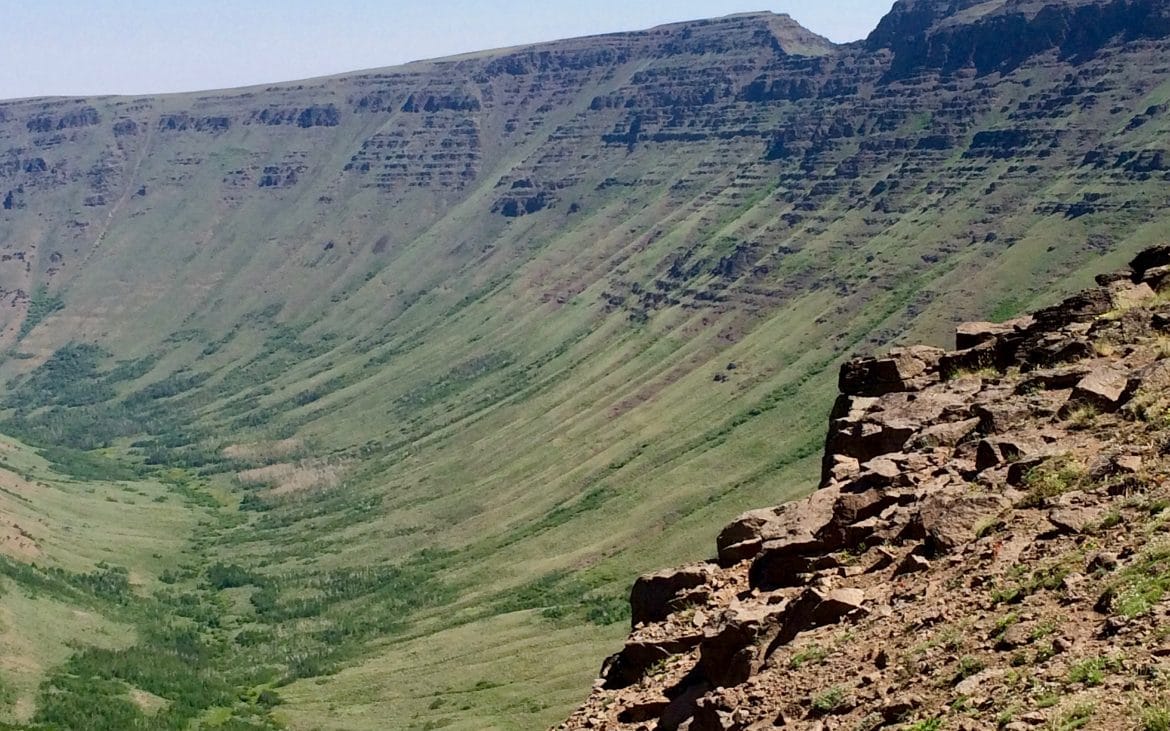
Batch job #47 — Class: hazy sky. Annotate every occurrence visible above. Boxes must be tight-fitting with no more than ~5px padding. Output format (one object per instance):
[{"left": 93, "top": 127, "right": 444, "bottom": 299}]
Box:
[{"left": 0, "top": 1, "right": 896, "bottom": 100}]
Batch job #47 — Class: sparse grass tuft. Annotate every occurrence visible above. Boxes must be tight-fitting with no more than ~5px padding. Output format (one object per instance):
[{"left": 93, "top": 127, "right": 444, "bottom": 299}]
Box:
[
  {"left": 1141, "top": 701, "right": 1170, "bottom": 731},
  {"left": 1021, "top": 457, "right": 1088, "bottom": 508},
  {"left": 1046, "top": 702, "right": 1095, "bottom": 730},
  {"left": 790, "top": 644, "right": 829, "bottom": 669},
  {"left": 811, "top": 686, "right": 847, "bottom": 715},
  {"left": 1066, "top": 656, "right": 1120, "bottom": 686}
]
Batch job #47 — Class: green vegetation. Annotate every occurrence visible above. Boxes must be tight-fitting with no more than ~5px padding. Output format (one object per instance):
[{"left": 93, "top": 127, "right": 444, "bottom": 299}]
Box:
[
  {"left": 1047, "top": 702, "right": 1095, "bottom": 730},
  {"left": 1066, "top": 656, "right": 1120, "bottom": 687},
  {"left": 811, "top": 686, "right": 847, "bottom": 715},
  {"left": 18, "top": 286, "right": 64, "bottom": 339},
  {"left": 0, "top": 6, "right": 1168, "bottom": 729},
  {"left": 790, "top": 644, "right": 829, "bottom": 669},
  {"left": 1100, "top": 542, "right": 1170, "bottom": 617},
  {"left": 1021, "top": 458, "right": 1089, "bottom": 508},
  {"left": 1141, "top": 700, "right": 1170, "bottom": 731}
]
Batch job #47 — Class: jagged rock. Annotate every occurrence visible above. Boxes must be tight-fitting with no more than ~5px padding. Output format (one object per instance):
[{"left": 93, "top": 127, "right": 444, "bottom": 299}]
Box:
[
  {"left": 910, "top": 417, "right": 980, "bottom": 449},
  {"left": 600, "top": 635, "right": 703, "bottom": 689},
  {"left": 1063, "top": 365, "right": 1131, "bottom": 414},
  {"left": 914, "top": 488, "right": 1010, "bottom": 552},
  {"left": 726, "top": 485, "right": 839, "bottom": 571},
  {"left": 766, "top": 587, "right": 867, "bottom": 652},
  {"left": 1108, "top": 280, "right": 1157, "bottom": 309},
  {"left": 839, "top": 346, "right": 945, "bottom": 397},
  {"left": 1047, "top": 506, "right": 1104, "bottom": 535},
  {"left": 699, "top": 603, "right": 788, "bottom": 687},
  {"left": 955, "top": 317, "right": 1034, "bottom": 350},
  {"left": 630, "top": 564, "right": 713, "bottom": 626},
  {"left": 894, "top": 553, "right": 930, "bottom": 576},
  {"left": 975, "top": 437, "right": 1039, "bottom": 472}
]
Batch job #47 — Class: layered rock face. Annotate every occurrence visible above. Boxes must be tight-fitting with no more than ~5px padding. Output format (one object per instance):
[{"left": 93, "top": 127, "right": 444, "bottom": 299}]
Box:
[
  {"left": 2, "top": 1, "right": 1170, "bottom": 350},
  {"left": 559, "top": 246, "right": 1170, "bottom": 730}
]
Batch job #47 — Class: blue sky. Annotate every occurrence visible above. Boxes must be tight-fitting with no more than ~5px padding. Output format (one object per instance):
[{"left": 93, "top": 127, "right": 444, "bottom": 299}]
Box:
[{"left": 0, "top": 1, "right": 896, "bottom": 100}]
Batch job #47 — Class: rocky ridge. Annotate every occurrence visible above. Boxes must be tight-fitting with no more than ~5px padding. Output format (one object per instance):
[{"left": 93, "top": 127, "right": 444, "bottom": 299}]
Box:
[{"left": 559, "top": 246, "right": 1170, "bottom": 730}]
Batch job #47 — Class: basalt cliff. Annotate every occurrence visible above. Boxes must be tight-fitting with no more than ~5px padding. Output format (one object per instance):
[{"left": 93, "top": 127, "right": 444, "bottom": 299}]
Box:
[{"left": 560, "top": 248, "right": 1170, "bottom": 730}]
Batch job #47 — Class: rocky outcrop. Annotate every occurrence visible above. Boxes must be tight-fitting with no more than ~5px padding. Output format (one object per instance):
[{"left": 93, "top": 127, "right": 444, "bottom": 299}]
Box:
[
  {"left": 559, "top": 245, "right": 1170, "bottom": 730},
  {"left": 871, "top": 0, "right": 1170, "bottom": 81}
]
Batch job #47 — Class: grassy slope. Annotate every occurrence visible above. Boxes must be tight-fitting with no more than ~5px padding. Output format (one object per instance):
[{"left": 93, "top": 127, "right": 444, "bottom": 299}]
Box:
[
  {"left": 0, "top": 13, "right": 1169, "bottom": 730},
  {"left": 0, "top": 436, "right": 211, "bottom": 725}
]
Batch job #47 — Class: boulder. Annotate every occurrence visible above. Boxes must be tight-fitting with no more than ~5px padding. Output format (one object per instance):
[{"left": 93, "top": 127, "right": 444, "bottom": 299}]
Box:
[
  {"left": 698, "top": 603, "right": 788, "bottom": 687},
  {"left": 630, "top": 564, "right": 712, "bottom": 626},
  {"left": 973, "top": 400, "right": 1032, "bottom": 434},
  {"left": 600, "top": 634, "right": 703, "bottom": 689},
  {"left": 1006, "top": 454, "right": 1049, "bottom": 486},
  {"left": 839, "top": 346, "right": 945, "bottom": 397},
  {"left": 765, "top": 587, "right": 867, "bottom": 652},
  {"left": 827, "top": 454, "right": 861, "bottom": 483},
  {"left": 1108, "top": 281, "right": 1156, "bottom": 310},
  {"left": 1113, "top": 454, "right": 1143, "bottom": 474},
  {"left": 939, "top": 341, "right": 998, "bottom": 377},
  {"left": 716, "top": 508, "right": 780, "bottom": 565},
  {"left": 910, "top": 417, "right": 980, "bottom": 449},
  {"left": 747, "top": 536, "right": 827, "bottom": 589},
  {"left": 725, "top": 485, "right": 839, "bottom": 571},
  {"left": 915, "top": 488, "right": 1010, "bottom": 552},
  {"left": 1064, "top": 365, "right": 1130, "bottom": 414},
  {"left": 1047, "top": 506, "right": 1104, "bottom": 535},
  {"left": 976, "top": 437, "right": 1039, "bottom": 472},
  {"left": 1015, "top": 364, "right": 1092, "bottom": 393},
  {"left": 955, "top": 317, "right": 1033, "bottom": 350}
]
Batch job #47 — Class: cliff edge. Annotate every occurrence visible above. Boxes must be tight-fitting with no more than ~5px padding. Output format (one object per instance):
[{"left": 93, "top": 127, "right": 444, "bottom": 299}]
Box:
[{"left": 559, "top": 246, "right": 1170, "bottom": 730}]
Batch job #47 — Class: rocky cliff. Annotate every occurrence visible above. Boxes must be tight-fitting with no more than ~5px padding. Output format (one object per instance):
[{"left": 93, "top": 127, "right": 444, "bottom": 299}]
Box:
[{"left": 559, "top": 245, "right": 1170, "bottom": 730}]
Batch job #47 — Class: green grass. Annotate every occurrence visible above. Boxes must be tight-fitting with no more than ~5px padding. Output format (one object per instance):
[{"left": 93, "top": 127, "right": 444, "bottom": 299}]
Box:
[
  {"left": 1101, "top": 542, "right": 1170, "bottom": 618},
  {"left": 0, "top": 13, "right": 1168, "bottom": 730},
  {"left": 1021, "top": 457, "right": 1089, "bottom": 508}
]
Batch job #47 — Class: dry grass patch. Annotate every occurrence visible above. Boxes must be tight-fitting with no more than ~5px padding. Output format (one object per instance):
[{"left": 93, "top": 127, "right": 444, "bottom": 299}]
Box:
[
  {"left": 0, "top": 521, "right": 39, "bottom": 560},
  {"left": 222, "top": 438, "right": 305, "bottom": 463},
  {"left": 236, "top": 459, "right": 347, "bottom": 497}
]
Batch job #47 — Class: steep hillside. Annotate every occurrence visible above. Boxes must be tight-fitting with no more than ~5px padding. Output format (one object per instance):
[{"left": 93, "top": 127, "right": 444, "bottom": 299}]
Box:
[
  {"left": 1, "top": 1, "right": 1170, "bottom": 728},
  {"left": 559, "top": 245, "right": 1170, "bottom": 731}
]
